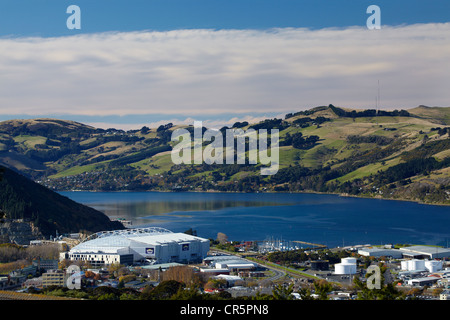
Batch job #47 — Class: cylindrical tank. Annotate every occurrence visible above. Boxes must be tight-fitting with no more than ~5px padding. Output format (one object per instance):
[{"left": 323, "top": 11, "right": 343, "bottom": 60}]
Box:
[
  {"left": 425, "top": 260, "right": 442, "bottom": 273},
  {"left": 341, "top": 257, "right": 357, "bottom": 264},
  {"left": 335, "top": 263, "right": 356, "bottom": 275},
  {"left": 408, "top": 259, "right": 425, "bottom": 271},
  {"left": 401, "top": 260, "right": 409, "bottom": 270}
]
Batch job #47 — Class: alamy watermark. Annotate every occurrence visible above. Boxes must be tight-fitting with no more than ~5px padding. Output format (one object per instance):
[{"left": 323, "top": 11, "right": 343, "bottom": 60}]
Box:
[
  {"left": 366, "top": 265, "right": 381, "bottom": 289},
  {"left": 170, "top": 121, "right": 279, "bottom": 175},
  {"left": 65, "top": 4, "right": 380, "bottom": 31},
  {"left": 66, "top": 5, "right": 81, "bottom": 30},
  {"left": 367, "top": 5, "right": 381, "bottom": 30},
  {"left": 66, "top": 264, "right": 82, "bottom": 289}
]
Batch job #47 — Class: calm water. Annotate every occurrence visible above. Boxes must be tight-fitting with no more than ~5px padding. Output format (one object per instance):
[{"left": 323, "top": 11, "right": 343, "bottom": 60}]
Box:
[{"left": 59, "top": 191, "right": 450, "bottom": 248}]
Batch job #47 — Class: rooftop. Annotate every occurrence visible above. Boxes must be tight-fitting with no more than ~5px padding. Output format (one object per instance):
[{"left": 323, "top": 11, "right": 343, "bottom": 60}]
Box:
[
  {"left": 400, "top": 246, "right": 450, "bottom": 255},
  {"left": 71, "top": 227, "right": 208, "bottom": 253},
  {"left": 140, "top": 262, "right": 184, "bottom": 270}
]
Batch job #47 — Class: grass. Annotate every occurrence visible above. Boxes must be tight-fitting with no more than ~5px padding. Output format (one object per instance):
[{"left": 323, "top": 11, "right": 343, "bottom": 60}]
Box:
[
  {"left": 433, "top": 149, "right": 450, "bottom": 161},
  {"left": 130, "top": 153, "right": 175, "bottom": 176},
  {"left": 278, "top": 146, "right": 301, "bottom": 168},
  {"left": 334, "top": 157, "right": 403, "bottom": 183},
  {"left": 48, "top": 162, "right": 106, "bottom": 178},
  {"left": 13, "top": 135, "right": 47, "bottom": 149},
  {"left": 409, "top": 106, "right": 450, "bottom": 125}
]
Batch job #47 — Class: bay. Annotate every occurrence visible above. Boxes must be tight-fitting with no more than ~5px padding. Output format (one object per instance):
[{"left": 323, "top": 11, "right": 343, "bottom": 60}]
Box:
[{"left": 59, "top": 191, "right": 450, "bottom": 249}]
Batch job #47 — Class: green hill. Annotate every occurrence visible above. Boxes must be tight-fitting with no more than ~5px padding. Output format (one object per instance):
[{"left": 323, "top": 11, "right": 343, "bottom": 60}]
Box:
[
  {"left": 408, "top": 105, "right": 450, "bottom": 125},
  {"left": 0, "top": 105, "right": 449, "bottom": 205},
  {"left": 0, "top": 165, "right": 124, "bottom": 237}
]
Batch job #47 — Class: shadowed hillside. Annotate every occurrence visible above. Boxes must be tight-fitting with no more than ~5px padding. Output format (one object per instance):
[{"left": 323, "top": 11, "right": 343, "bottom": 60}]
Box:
[{"left": 0, "top": 165, "right": 124, "bottom": 237}]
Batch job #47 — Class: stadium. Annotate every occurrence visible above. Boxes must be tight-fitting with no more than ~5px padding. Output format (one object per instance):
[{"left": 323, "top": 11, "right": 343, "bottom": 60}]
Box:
[{"left": 60, "top": 227, "right": 210, "bottom": 267}]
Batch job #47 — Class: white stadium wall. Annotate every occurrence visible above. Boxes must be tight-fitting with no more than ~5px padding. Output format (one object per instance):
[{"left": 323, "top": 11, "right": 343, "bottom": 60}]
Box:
[{"left": 63, "top": 227, "right": 210, "bottom": 266}]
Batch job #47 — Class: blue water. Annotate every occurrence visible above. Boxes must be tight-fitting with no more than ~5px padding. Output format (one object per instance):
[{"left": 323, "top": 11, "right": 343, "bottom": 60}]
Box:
[{"left": 59, "top": 191, "right": 450, "bottom": 248}]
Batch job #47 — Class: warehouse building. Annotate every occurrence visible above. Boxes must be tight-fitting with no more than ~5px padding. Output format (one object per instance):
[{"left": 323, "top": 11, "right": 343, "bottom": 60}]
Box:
[
  {"left": 399, "top": 246, "right": 450, "bottom": 259},
  {"left": 203, "top": 255, "right": 257, "bottom": 271},
  {"left": 60, "top": 227, "right": 210, "bottom": 267},
  {"left": 406, "top": 276, "right": 440, "bottom": 287},
  {"left": 358, "top": 248, "right": 403, "bottom": 259}
]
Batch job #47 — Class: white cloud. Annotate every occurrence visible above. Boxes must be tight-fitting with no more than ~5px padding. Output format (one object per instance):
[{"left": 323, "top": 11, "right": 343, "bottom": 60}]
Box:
[{"left": 0, "top": 24, "right": 449, "bottom": 122}]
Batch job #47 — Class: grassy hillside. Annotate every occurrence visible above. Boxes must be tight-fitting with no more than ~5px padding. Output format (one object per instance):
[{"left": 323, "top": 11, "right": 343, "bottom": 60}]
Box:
[
  {"left": 0, "top": 106, "right": 449, "bottom": 205},
  {"left": 408, "top": 105, "right": 450, "bottom": 125}
]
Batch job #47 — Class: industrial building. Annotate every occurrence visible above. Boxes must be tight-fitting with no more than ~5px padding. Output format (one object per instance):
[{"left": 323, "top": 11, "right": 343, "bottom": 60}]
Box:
[
  {"left": 357, "top": 245, "right": 450, "bottom": 260},
  {"left": 60, "top": 227, "right": 210, "bottom": 267},
  {"left": 310, "top": 260, "right": 330, "bottom": 271},
  {"left": 399, "top": 246, "right": 450, "bottom": 259},
  {"left": 200, "top": 254, "right": 258, "bottom": 277},
  {"left": 406, "top": 276, "right": 441, "bottom": 287},
  {"left": 358, "top": 248, "right": 403, "bottom": 259},
  {"left": 203, "top": 255, "right": 257, "bottom": 272}
]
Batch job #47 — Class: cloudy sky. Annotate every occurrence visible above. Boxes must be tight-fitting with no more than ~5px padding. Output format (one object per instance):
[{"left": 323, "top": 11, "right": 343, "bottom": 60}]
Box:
[{"left": 0, "top": 0, "right": 449, "bottom": 129}]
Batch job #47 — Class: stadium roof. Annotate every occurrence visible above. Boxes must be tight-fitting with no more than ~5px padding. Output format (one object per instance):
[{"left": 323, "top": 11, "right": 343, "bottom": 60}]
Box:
[
  {"left": 84, "top": 227, "right": 173, "bottom": 241},
  {"left": 71, "top": 227, "right": 208, "bottom": 254}
]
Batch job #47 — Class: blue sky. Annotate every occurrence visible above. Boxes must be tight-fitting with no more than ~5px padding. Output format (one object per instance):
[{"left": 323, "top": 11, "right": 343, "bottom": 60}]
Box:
[
  {"left": 1, "top": 0, "right": 449, "bottom": 36},
  {"left": 0, "top": 1, "right": 449, "bottom": 129}
]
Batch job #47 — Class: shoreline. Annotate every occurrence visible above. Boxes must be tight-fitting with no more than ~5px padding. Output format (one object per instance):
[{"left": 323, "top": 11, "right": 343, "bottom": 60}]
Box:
[{"left": 58, "top": 188, "right": 450, "bottom": 207}]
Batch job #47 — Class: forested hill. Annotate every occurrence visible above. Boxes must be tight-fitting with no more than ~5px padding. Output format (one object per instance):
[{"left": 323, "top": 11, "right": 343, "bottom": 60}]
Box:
[
  {"left": 0, "top": 165, "right": 124, "bottom": 237},
  {"left": 0, "top": 106, "right": 449, "bottom": 205}
]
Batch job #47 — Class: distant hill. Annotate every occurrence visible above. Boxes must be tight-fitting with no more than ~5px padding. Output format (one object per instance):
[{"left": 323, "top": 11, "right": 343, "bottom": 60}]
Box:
[
  {"left": 0, "top": 118, "right": 97, "bottom": 136},
  {"left": 0, "top": 165, "right": 124, "bottom": 238},
  {"left": 0, "top": 105, "right": 449, "bottom": 205},
  {"left": 408, "top": 105, "right": 450, "bottom": 125}
]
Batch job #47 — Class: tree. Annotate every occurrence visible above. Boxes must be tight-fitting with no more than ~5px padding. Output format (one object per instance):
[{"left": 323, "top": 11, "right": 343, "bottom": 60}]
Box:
[
  {"left": 170, "top": 287, "right": 203, "bottom": 300},
  {"left": 141, "top": 280, "right": 185, "bottom": 300},
  {"left": 107, "top": 263, "right": 125, "bottom": 278},
  {"left": 140, "top": 126, "right": 150, "bottom": 134},
  {"left": 204, "top": 278, "right": 227, "bottom": 291},
  {"left": 313, "top": 280, "right": 332, "bottom": 300},
  {"left": 161, "top": 266, "right": 200, "bottom": 287},
  {"left": 352, "top": 263, "right": 405, "bottom": 300},
  {"left": 296, "top": 287, "right": 315, "bottom": 300},
  {"left": 272, "top": 283, "right": 294, "bottom": 300},
  {"left": 216, "top": 232, "right": 228, "bottom": 244}
]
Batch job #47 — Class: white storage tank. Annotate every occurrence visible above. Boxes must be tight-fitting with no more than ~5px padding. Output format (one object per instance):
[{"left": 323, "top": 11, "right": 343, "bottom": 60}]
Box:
[
  {"left": 408, "top": 259, "right": 425, "bottom": 271},
  {"left": 342, "top": 257, "right": 357, "bottom": 264},
  {"left": 425, "top": 260, "right": 442, "bottom": 273},
  {"left": 401, "top": 260, "right": 409, "bottom": 271},
  {"left": 335, "top": 263, "right": 357, "bottom": 275}
]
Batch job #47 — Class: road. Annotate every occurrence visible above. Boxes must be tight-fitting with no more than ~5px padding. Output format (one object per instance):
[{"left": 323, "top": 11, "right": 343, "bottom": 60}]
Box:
[{"left": 208, "top": 248, "right": 311, "bottom": 282}]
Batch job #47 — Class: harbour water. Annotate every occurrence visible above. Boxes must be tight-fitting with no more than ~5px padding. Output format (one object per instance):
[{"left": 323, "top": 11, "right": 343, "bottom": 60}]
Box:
[{"left": 60, "top": 191, "right": 450, "bottom": 249}]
